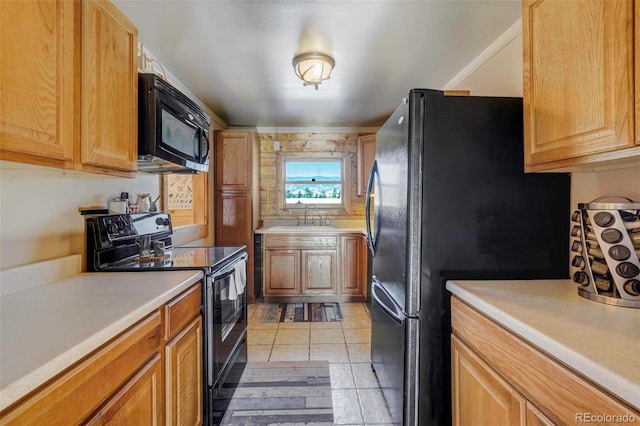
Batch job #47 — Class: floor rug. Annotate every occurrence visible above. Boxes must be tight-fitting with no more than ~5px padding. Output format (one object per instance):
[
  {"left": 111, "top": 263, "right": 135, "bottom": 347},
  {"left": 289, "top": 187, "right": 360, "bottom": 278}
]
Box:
[
  {"left": 260, "top": 302, "right": 343, "bottom": 323},
  {"left": 219, "top": 361, "right": 333, "bottom": 425}
]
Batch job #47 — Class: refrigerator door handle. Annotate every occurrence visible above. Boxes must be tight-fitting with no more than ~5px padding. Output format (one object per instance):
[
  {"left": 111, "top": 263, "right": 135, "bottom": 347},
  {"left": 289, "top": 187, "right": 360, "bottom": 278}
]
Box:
[
  {"left": 371, "top": 276, "right": 405, "bottom": 325},
  {"left": 365, "top": 160, "right": 378, "bottom": 256}
]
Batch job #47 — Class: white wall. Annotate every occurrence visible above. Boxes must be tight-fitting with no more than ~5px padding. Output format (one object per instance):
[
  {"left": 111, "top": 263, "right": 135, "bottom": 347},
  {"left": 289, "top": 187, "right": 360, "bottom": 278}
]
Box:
[{"left": 0, "top": 162, "right": 161, "bottom": 269}]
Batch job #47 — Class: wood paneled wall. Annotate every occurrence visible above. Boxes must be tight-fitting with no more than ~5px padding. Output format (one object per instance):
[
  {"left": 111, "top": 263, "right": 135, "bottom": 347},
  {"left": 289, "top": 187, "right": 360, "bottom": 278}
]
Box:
[{"left": 258, "top": 132, "right": 369, "bottom": 219}]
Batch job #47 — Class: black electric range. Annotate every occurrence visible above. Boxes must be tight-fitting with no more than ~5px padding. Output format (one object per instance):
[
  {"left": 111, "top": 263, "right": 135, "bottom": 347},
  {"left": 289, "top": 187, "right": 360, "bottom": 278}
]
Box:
[{"left": 85, "top": 213, "right": 247, "bottom": 425}]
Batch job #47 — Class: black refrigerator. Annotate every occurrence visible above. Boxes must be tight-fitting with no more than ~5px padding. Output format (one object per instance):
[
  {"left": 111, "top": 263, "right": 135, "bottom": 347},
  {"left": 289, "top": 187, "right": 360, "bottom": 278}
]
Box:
[{"left": 366, "top": 90, "right": 570, "bottom": 426}]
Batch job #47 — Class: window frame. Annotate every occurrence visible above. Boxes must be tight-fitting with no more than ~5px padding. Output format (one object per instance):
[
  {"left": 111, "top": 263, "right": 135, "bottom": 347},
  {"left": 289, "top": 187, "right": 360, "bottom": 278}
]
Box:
[{"left": 277, "top": 152, "right": 351, "bottom": 215}]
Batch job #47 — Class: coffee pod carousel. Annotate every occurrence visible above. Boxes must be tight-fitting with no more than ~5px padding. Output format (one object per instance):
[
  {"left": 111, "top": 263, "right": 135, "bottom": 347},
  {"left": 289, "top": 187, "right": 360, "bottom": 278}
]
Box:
[{"left": 570, "top": 196, "right": 640, "bottom": 308}]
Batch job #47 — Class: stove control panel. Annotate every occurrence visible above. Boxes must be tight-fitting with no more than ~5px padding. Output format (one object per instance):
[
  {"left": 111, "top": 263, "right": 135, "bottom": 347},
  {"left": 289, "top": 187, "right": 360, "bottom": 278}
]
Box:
[
  {"left": 102, "top": 215, "right": 134, "bottom": 240},
  {"left": 94, "top": 213, "right": 173, "bottom": 242}
]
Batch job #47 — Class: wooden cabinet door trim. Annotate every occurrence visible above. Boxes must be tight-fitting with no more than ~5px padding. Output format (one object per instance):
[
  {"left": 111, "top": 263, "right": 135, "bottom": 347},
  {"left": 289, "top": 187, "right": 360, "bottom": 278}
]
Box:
[
  {"left": 165, "top": 316, "right": 203, "bottom": 426},
  {"left": 84, "top": 353, "right": 163, "bottom": 425},
  {"left": 302, "top": 249, "right": 337, "bottom": 294},
  {"left": 357, "top": 134, "right": 376, "bottom": 196},
  {"left": 451, "top": 335, "right": 526, "bottom": 426},
  {"left": 164, "top": 283, "right": 202, "bottom": 341},
  {"left": 0, "top": 0, "right": 75, "bottom": 165},
  {"left": 339, "top": 235, "right": 365, "bottom": 296},
  {"left": 215, "top": 131, "right": 252, "bottom": 191},
  {"left": 523, "top": 0, "right": 635, "bottom": 167},
  {"left": 264, "top": 249, "right": 301, "bottom": 295},
  {"left": 215, "top": 191, "right": 254, "bottom": 300},
  {"left": 80, "top": 0, "right": 137, "bottom": 173},
  {"left": 451, "top": 297, "right": 639, "bottom": 423}
]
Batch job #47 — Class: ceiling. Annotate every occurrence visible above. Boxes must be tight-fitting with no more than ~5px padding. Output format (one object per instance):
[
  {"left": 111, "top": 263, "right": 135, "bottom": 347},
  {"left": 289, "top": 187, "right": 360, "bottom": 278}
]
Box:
[{"left": 113, "top": 0, "right": 522, "bottom": 129}]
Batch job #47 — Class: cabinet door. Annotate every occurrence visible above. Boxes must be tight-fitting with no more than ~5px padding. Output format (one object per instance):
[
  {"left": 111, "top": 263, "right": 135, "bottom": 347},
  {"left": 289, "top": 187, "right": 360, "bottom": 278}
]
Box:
[
  {"left": 302, "top": 249, "right": 336, "bottom": 294},
  {"left": 166, "top": 316, "right": 203, "bottom": 426},
  {"left": 215, "top": 191, "right": 254, "bottom": 299},
  {"left": 340, "top": 235, "right": 366, "bottom": 296},
  {"left": 265, "top": 249, "right": 301, "bottom": 295},
  {"left": 451, "top": 335, "right": 525, "bottom": 426},
  {"left": 0, "top": 0, "right": 75, "bottom": 167},
  {"left": 80, "top": 0, "right": 137, "bottom": 174},
  {"left": 357, "top": 135, "right": 376, "bottom": 196},
  {"left": 84, "top": 354, "right": 162, "bottom": 425},
  {"left": 215, "top": 131, "right": 253, "bottom": 191},
  {"left": 523, "top": 0, "right": 635, "bottom": 170}
]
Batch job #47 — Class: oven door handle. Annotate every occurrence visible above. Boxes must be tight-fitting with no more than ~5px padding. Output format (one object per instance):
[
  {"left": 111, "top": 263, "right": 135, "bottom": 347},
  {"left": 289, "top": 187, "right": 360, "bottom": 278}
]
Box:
[
  {"left": 212, "top": 252, "right": 249, "bottom": 279},
  {"left": 212, "top": 268, "right": 235, "bottom": 281}
]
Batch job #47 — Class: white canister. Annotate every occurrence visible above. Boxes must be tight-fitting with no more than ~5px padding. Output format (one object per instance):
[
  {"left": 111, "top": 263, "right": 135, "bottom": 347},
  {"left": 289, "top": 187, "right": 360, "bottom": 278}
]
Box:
[{"left": 108, "top": 199, "right": 128, "bottom": 214}]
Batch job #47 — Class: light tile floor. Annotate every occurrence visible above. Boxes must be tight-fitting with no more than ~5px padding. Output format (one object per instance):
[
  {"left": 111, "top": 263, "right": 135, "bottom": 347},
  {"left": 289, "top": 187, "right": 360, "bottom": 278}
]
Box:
[{"left": 247, "top": 302, "right": 395, "bottom": 425}]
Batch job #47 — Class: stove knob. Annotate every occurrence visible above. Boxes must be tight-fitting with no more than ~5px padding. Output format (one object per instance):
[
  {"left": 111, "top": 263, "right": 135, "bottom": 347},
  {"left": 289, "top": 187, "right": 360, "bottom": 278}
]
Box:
[
  {"left": 156, "top": 217, "right": 164, "bottom": 225},
  {"left": 107, "top": 222, "right": 118, "bottom": 234},
  {"left": 163, "top": 218, "right": 170, "bottom": 226},
  {"left": 117, "top": 220, "right": 125, "bottom": 230}
]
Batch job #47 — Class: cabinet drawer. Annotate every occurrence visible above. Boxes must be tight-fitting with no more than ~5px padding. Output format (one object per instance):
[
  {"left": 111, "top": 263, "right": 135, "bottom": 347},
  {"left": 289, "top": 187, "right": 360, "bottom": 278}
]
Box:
[
  {"left": 164, "top": 283, "right": 202, "bottom": 340},
  {"left": 265, "top": 234, "right": 337, "bottom": 249},
  {"left": 0, "top": 312, "right": 162, "bottom": 425},
  {"left": 450, "top": 297, "right": 639, "bottom": 423}
]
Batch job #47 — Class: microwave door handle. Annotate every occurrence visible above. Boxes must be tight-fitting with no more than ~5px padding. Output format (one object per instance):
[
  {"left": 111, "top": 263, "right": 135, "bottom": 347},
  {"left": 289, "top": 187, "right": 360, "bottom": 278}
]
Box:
[{"left": 200, "top": 129, "right": 210, "bottom": 163}]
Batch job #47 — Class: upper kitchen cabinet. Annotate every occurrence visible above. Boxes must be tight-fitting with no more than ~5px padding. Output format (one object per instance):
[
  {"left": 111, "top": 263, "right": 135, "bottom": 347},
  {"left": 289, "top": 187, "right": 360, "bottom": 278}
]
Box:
[
  {"left": 357, "top": 134, "right": 375, "bottom": 196},
  {"left": 79, "top": 0, "right": 138, "bottom": 175},
  {"left": 0, "top": 1, "right": 75, "bottom": 168},
  {"left": 522, "top": 0, "right": 640, "bottom": 172},
  {"left": 0, "top": 0, "right": 138, "bottom": 177},
  {"left": 215, "top": 131, "right": 256, "bottom": 191}
]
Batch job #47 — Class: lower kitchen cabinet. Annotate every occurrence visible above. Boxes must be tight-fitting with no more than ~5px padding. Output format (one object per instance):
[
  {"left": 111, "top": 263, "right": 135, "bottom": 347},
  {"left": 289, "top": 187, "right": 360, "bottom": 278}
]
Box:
[
  {"left": 265, "top": 249, "right": 302, "bottom": 295},
  {"left": 165, "top": 316, "right": 203, "bottom": 426},
  {"left": 0, "top": 283, "right": 202, "bottom": 425},
  {"left": 84, "top": 354, "right": 163, "bottom": 425},
  {"left": 450, "top": 296, "right": 639, "bottom": 424},
  {"left": 451, "top": 335, "right": 526, "bottom": 425},
  {"left": 339, "top": 234, "right": 367, "bottom": 297},
  {"left": 302, "top": 249, "right": 337, "bottom": 294},
  {"left": 164, "top": 283, "right": 203, "bottom": 426},
  {"left": 263, "top": 232, "right": 366, "bottom": 301}
]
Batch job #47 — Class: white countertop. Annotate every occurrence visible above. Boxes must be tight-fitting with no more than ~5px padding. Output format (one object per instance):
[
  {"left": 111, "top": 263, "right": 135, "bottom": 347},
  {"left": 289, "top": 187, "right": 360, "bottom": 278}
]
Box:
[
  {"left": 0, "top": 269, "right": 203, "bottom": 411},
  {"left": 446, "top": 279, "right": 640, "bottom": 410}
]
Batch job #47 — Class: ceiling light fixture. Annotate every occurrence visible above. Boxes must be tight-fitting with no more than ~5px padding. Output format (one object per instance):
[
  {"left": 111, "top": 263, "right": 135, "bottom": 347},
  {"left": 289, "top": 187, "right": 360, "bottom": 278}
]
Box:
[{"left": 292, "top": 52, "right": 335, "bottom": 90}]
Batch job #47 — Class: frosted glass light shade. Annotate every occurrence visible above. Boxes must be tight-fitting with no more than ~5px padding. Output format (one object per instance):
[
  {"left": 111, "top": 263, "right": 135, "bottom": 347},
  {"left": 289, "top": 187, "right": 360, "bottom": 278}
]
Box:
[{"left": 292, "top": 52, "right": 335, "bottom": 90}]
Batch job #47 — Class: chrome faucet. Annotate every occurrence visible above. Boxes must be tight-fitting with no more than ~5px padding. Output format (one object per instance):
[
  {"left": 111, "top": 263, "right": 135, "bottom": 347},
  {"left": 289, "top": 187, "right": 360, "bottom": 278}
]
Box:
[{"left": 303, "top": 203, "right": 318, "bottom": 225}]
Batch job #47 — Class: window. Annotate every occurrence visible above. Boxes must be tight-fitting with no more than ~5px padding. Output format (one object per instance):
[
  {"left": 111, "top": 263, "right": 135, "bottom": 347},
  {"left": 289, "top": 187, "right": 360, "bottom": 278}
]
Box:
[{"left": 284, "top": 159, "right": 344, "bottom": 206}]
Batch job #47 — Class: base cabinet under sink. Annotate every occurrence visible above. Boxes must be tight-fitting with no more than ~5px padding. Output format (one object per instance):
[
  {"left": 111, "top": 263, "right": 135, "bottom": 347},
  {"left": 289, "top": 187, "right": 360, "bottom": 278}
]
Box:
[{"left": 262, "top": 232, "right": 367, "bottom": 302}]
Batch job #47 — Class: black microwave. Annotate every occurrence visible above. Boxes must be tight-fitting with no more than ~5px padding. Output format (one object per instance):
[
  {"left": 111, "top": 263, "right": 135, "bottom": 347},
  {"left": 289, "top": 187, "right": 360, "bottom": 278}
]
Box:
[{"left": 138, "top": 73, "right": 211, "bottom": 173}]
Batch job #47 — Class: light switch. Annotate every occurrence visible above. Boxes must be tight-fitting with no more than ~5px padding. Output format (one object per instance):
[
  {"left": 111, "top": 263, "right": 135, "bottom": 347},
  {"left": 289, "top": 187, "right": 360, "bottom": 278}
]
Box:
[{"left": 274, "top": 141, "right": 280, "bottom": 151}]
